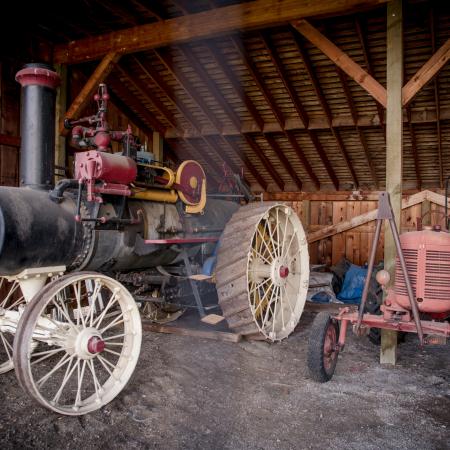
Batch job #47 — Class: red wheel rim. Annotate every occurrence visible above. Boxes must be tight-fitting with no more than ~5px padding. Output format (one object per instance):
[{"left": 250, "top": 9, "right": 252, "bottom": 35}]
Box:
[{"left": 323, "top": 323, "right": 337, "bottom": 371}]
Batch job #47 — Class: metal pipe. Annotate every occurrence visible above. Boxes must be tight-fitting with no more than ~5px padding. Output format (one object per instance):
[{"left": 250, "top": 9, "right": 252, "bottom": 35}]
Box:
[
  {"left": 355, "top": 218, "right": 382, "bottom": 331},
  {"left": 49, "top": 179, "right": 79, "bottom": 203},
  {"left": 15, "top": 63, "right": 60, "bottom": 190}
]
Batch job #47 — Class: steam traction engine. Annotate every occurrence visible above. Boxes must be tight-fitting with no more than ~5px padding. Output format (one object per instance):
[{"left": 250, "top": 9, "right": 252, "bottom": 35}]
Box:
[{"left": 0, "top": 64, "right": 309, "bottom": 415}]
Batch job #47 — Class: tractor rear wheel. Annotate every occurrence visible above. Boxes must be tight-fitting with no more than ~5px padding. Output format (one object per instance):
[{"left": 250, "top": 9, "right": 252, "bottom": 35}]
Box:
[
  {"left": 307, "top": 312, "right": 340, "bottom": 382},
  {"left": 216, "top": 203, "right": 309, "bottom": 341}
]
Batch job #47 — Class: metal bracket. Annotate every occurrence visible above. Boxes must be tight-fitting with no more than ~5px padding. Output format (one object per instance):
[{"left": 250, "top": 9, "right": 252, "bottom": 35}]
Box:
[{"left": 180, "top": 250, "right": 206, "bottom": 318}]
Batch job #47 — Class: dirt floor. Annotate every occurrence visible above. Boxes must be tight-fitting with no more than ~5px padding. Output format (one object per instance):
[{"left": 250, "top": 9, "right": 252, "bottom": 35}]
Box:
[{"left": 0, "top": 312, "right": 449, "bottom": 450}]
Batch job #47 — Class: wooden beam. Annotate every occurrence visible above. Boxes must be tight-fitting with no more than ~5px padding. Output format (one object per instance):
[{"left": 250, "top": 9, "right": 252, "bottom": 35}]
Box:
[
  {"left": 382, "top": 0, "right": 403, "bottom": 366},
  {"left": 355, "top": 16, "right": 385, "bottom": 127},
  {"left": 0, "top": 134, "right": 20, "bottom": 147},
  {"left": 60, "top": 52, "right": 120, "bottom": 134},
  {"left": 430, "top": 9, "right": 444, "bottom": 189},
  {"left": 402, "top": 38, "right": 450, "bottom": 106},
  {"left": 223, "top": 136, "right": 268, "bottom": 190},
  {"left": 178, "top": 44, "right": 242, "bottom": 132},
  {"left": 406, "top": 110, "right": 422, "bottom": 191},
  {"left": 290, "top": 30, "right": 340, "bottom": 189},
  {"left": 291, "top": 19, "right": 387, "bottom": 107},
  {"left": 232, "top": 37, "right": 285, "bottom": 129},
  {"left": 244, "top": 135, "right": 284, "bottom": 191},
  {"left": 260, "top": 31, "right": 322, "bottom": 187},
  {"left": 115, "top": 63, "right": 178, "bottom": 129},
  {"left": 336, "top": 68, "right": 378, "bottom": 187},
  {"left": 265, "top": 134, "right": 303, "bottom": 190},
  {"left": 286, "top": 131, "right": 320, "bottom": 189},
  {"left": 307, "top": 190, "right": 428, "bottom": 243},
  {"left": 206, "top": 41, "right": 265, "bottom": 131},
  {"left": 165, "top": 105, "right": 450, "bottom": 138},
  {"left": 54, "top": 0, "right": 388, "bottom": 64}
]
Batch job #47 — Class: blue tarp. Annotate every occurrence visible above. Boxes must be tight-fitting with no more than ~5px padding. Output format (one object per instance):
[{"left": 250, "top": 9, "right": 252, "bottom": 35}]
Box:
[{"left": 337, "top": 264, "right": 368, "bottom": 304}]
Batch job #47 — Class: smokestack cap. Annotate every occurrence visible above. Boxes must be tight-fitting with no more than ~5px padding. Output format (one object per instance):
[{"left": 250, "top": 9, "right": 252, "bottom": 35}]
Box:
[{"left": 16, "top": 63, "right": 60, "bottom": 90}]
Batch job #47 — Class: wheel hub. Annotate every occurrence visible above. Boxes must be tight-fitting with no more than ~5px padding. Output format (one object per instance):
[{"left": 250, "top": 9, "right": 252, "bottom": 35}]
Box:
[
  {"left": 271, "top": 258, "right": 290, "bottom": 287},
  {"left": 72, "top": 327, "right": 104, "bottom": 360}
]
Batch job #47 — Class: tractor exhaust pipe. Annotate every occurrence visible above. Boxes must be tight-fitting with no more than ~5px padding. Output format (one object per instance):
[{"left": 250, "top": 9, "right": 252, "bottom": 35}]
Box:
[{"left": 15, "top": 63, "right": 60, "bottom": 190}]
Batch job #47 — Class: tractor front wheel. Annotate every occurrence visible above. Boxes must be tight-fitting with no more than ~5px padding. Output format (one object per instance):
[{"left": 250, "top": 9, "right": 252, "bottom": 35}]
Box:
[{"left": 307, "top": 312, "right": 340, "bottom": 382}]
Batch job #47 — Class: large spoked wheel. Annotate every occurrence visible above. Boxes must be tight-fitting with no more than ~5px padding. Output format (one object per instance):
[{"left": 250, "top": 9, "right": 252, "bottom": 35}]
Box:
[
  {"left": 307, "top": 312, "right": 340, "bottom": 382},
  {"left": 0, "top": 278, "right": 26, "bottom": 373},
  {"left": 13, "top": 272, "right": 142, "bottom": 415},
  {"left": 216, "top": 203, "right": 309, "bottom": 341}
]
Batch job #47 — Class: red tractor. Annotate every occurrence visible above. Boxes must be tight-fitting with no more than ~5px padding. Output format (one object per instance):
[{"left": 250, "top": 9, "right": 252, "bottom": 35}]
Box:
[{"left": 308, "top": 192, "right": 450, "bottom": 382}]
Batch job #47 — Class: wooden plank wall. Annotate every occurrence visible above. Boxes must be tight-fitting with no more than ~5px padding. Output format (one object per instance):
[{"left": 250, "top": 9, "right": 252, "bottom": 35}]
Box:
[
  {"left": 0, "top": 62, "right": 20, "bottom": 187},
  {"left": 291, "top": 199, "right": 445, "bottom": 266}
]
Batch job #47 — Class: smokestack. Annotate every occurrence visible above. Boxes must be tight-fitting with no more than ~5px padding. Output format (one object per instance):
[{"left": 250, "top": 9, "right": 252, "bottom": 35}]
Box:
[{"left": 15, "top": 63, "right": 60, "bottom": 189}]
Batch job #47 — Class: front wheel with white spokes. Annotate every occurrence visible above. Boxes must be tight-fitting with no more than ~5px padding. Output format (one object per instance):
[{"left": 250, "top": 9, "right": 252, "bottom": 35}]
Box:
[
  {"left": 13, "top": 272, "right": 142, "bottom": 415},
  {"left": 0, "top": 278, "right": 26, "bottom": 373},
  {"left": 216, "top": 203, "right": 309, "bottom": 341}
]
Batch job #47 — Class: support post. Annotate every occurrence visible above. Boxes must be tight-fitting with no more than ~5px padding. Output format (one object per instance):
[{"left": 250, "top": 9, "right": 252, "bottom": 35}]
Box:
[
  {"left": 54, "top": 64, "right": 67, "bottom": 180},
  {"left": 152, "top": 131, "right": 164, "bottom": 163},
  {"left": 381, "top": 0, "right": 403, "bottom": 365}
]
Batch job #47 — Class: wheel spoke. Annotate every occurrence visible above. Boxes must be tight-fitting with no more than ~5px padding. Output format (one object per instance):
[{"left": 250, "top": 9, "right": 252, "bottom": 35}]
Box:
[
  {"left": 249, "top": 277, "right": 271, "bottom": 295},
  {"left": 253, "top": 281, "right": 273, "bottom": 316},
  {"left": 51, "top": 298, "right": 77, "bottom": 332},
  {"left": 261, "top": 286, "right": 277, "bottom": 329},
  {"left": 87, "top": 359, "right": 102, "bottom": 399},
  {"left": 88, "top": 281, "right": 102, "bottom": 327},
  {"left": 75, "top": 360, "right": 87, "bottom": 408},
  {"left": 99, "top": 313, "right": 124, "bottom": 334},
  {"left": 282, "top": 230, "right": 298, "bottom": 259},
  {"left": 93, "top": 292, "right": 118, "bottom": 328},
  {"left": 37, "top": 353, "right": 73, "bottom": 388},
  {"left": 256, "top": 226, "right": 275, "bottom": 261},
  {"left": 281, "top": 285, "right": 295, "bottom": 316},
  {"left": 103, "top": 348, "right": 122, "bottom": 357},
  {"left": 0, "top": 333, "right": 12, "bottom": 360},
  {"left": 1, "top": 282, "right": 20, "bottom": 308},
  {"left": 52, "top": 357, "right": 79, "bottom": 404},
  {"left": 102, "top": 333, "right": 127, "bottom": 341},
  {"left": 31, "top": 347, "right": 66, "bottom": 365}
]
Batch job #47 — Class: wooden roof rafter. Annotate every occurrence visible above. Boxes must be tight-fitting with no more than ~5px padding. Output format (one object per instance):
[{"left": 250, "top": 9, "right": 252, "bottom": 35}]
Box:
[
  {"left": 335, "top": 68, "right": 379, "bottom": 187},
  {"left": 258, "top": 30, "right": 322, "bottom": 188},
  {"left": 430, "top": 7, "right": 443, "bottom": 189},
  {"left": 154, "top": 47, "right": 263, "bottom": 183},
  {"left": 291, "top": 19, "right": 387, "bottom": 108},
  {"left": 354, "top": 16, "right": 385, "bottom": 128},
  {"left": 244, "top": 134, "right": 285, "bottom": 190},
  {"left": 289, "top": 29, "right": 342, "bottom": 189}
]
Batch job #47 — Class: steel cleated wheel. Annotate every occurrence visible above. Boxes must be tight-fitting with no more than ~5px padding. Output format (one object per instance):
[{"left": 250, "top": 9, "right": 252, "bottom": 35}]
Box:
[
  {"left": 0, "top": 278, "right": 26, "bottom": 373},
  {"left": 216, "top": 203, "right": 309, "bottom": 341},
  {"left": 307, "top": 312, "right": 340, "bottom": 382},
  {"left": 13, "top": 272, "right": 142, "bottom": 415}
]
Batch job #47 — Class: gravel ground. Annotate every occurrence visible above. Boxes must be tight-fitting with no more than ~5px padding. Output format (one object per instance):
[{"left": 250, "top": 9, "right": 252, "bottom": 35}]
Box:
[{"left": 0, "top": 312, "right": 449, "bottom": 450}]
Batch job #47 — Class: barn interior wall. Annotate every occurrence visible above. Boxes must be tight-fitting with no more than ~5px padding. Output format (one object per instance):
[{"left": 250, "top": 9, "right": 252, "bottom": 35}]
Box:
[
  {"left": 0, "top": 61, "right": 21, "bottom": 187},
  {"left": 291, "top": 198, "right": 445, "bottom": 267}
]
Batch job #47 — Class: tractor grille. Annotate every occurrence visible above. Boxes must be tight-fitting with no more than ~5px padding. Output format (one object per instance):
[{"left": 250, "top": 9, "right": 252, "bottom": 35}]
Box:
[
  {"left": 424, "top": 250, "right": 450, "bottom": 300},
  {"left": 395, "top": 249, "right": 418, "bottom": 297}
]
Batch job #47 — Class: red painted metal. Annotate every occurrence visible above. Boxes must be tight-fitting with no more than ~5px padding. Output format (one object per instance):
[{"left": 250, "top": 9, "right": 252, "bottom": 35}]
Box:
[
  {"left": 394, "top": 230, "right": 450, "bottom": 314},
  {"left": 144, "top": 237, "right": 219, "bottom": 245},
  {"left": 323, "top": 322, "right": 338, "bottom": 371},
  {"left": 75, "top": 151, "right": 137, "bottom": 185},
  {"left": 15, "top": 66, "right": 60, "bottom": 89},
  {"left": 279, "top": 266, "right": 289, "bottom": 278},
  {"left": 87, "top": 336, "right": 105, "bottom": 354}
]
